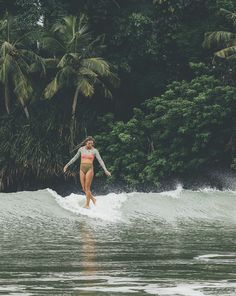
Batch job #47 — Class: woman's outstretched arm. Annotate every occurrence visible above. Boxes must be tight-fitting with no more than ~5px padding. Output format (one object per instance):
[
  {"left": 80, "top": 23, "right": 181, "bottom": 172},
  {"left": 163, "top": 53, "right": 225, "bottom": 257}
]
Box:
[
  {"left": 65, "top": 147, "right": 81, "bottom": 168},
  {"left": 94, "top": 148, "right": 110, "bottom": 174}
]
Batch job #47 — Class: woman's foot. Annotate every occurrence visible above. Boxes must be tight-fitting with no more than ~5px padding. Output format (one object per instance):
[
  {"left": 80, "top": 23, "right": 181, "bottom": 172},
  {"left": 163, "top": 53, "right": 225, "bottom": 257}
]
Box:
[
  {"left": 84, "top": 204, "right": 90, "bottom": 209},
  {"left": 91, "top": 197, "right": 96, "bottom": 205}
]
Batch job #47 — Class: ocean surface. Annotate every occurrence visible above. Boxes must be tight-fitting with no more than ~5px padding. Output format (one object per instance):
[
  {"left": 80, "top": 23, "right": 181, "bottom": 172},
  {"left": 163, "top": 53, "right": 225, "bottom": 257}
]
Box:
[{"left": 0, "top": 185, "right": 235, "bottom": 295}]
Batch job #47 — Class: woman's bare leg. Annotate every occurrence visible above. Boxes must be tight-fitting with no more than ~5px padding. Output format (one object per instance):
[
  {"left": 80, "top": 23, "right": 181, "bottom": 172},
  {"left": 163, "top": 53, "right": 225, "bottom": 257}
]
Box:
[
  {"left": 80, "top": 169, "right": 90, "bottom": 208},
  {"left": 90, "top": 192, "right": 96, "bottom": 205},
  {"left": 79, "top": 170, "right": 86, "bottom": 192},
  {"left": 85, "top": 168, "right": 96, "bottom": 207}
]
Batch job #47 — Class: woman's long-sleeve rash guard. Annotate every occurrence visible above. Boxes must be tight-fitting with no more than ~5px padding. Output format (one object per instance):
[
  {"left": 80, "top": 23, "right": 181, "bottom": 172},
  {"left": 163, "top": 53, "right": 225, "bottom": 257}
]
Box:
[{"left": 65, "top": 146, "right": 108, "bottom": 172}]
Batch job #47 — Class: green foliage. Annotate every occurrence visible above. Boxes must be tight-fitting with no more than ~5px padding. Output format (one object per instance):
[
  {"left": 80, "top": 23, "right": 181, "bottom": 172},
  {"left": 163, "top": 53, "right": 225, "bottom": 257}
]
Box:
[
  {"left": 143, "top": 76, "right": 236, "bottom": 178},
  {"left": 94, "top": 75, "right": 236, "bottom": 188},
  {"left": 15, "top": 0, "right": 42, "bottom": 31},
  {"left": 95, "top": 109, "right": 147, "bottom": 187},
  {"left": 216, "top": 0, "right": 236, "bottom": 11},
  {"left": 203, "top": 8, "right": 236, "bottom": 60},
  {"left": 0, "top": 101, "right": 74, "bottom": 191}
]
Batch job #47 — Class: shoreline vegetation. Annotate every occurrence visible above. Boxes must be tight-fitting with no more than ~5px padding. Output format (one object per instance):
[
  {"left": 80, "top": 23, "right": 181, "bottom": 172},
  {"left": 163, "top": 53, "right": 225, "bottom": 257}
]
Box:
[{"left": 1, "top": 1, "right": 236, "bottom": 193}]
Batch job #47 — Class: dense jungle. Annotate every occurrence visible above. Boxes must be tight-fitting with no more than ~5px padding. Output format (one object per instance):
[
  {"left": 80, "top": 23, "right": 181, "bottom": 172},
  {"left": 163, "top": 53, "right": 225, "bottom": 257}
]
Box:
[{"left": 0, "top": 0, "right": 236, "bottom": 192}]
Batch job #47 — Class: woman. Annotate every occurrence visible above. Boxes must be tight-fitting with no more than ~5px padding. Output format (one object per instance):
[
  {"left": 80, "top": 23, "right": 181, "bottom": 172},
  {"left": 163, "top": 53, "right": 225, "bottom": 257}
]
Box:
[{"left": 63, "top": 136, "right": 111, "bottom": 208}]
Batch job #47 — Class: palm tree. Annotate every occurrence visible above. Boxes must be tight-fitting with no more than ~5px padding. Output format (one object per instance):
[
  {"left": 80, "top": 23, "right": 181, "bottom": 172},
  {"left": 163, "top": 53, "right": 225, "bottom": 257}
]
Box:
[
  {"left": 0, "top": 13, "right": 46, "bottom": 118},
  {"left": 42, "top": 15, "right": 119, "bottom": 148},
  {"left": 203, "top": 8, "right": 236, "bottom": 60}
]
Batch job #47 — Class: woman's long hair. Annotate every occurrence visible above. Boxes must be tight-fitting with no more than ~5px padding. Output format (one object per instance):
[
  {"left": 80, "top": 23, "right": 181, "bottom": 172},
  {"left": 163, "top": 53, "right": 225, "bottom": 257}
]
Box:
[{"left": 70, "top": 136, "right": 95, "bottom": 153}]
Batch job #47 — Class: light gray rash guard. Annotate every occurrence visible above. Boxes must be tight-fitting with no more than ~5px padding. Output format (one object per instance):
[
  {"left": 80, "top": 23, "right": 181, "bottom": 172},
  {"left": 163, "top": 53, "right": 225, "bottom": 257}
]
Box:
[{"left": 65, "top": 146, "right": 108, "bottom": 172}]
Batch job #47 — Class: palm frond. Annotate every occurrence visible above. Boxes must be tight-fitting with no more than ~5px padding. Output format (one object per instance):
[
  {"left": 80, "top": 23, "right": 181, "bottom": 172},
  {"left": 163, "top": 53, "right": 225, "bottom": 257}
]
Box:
[
  {"left": 44, "top": 57, "right": 58, "bottom": 68},
  {"left": 86, "top": 34, "right": 105, "bottom": 53},
  {"left": 57, "top": 53, "right": 80, "bottom": 68},
  {"left": 1, "top": 41, "right": 14, "bottom": 54},
  {"left": 11, "top": 58, "right": 33, "bottom": 105},
  {"left": 0, "top": 53, "right": 12, "bottom": 83},
  {"left": 54, "top": 16, "right": 77, "bottom": 43},
  {"left": 99, "top": 81, "right": 113, "bottom": 99},
  {"left": 220, "top": 8, "right": 236, "bottom": 27},
  {"left": 81, "top": 57, "right": 111, "bottom": 76},
  {"left": 203, "top": 31, "right": 235, "bottom": 48},
  {"left": 62, "top": 15, "right": 77, "bottom": 35},
  {"left": 106, "top": 71, "right": 120, "bottom": 88},
  {"left": 68, "top": 53, "right": 81, "bottom": 60},
  {"left": 0, "top": 19, "right": 7, "bottom": 34},
  {"left": 13, "top": 31, "right": 39, "bottom": 48},
  {"left": 75, "top": 22, "right": 89, "bottom": 38},
  {"left": 43, "top": 76, "right": 59, "bottom": 99},
  {"left": 77, "top": 78, "right": 94, "bottom": 97},
  {"left": 215, "top": 45, "right": 236, "bottom": 58},
  {"left": 20, "top": 49, "right": 46, "bottom": 75},
  {"left": 228, "top": 53, "right": 236, "bottom": 60},
  {"left": 92, "top": 76, "right": 113, "bottom": 99},
  {"left": 57, "top": 54, "right": 69, "bottom": 68},
  {"left": 103, "top": 88, "right": 113, "bottom": 99},
  {"left": 57, "top": 66, "right": 75, "bottom": 86},
  {"left": 77, "top": 13, "right": 87, "bottom": 28},
  {"left": 79, "top": 67, "right": 98, "bottom": 77},
  {"left": 53, "top": 14, "right": 92, "bottom": 53},
  {"left": 42, "top": 35, "right": 66, "bottom": 53},
  {"left": 43, "top": 65, "right": 75, "bottom": 99}
]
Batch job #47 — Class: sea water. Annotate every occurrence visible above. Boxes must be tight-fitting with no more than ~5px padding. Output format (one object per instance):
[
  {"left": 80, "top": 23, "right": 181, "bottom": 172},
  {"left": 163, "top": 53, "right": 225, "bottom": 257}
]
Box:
[{"left": 0, "top": 185, "right": 235, "bottom": 295}]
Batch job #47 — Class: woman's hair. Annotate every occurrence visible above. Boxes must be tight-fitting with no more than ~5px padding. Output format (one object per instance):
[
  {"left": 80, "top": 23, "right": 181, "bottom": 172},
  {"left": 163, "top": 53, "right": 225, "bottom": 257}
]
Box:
[
  {"left": 70, "top": 136, "right": 95, "bottom": 153},
  {"left": 82, "top": 136, "right": 95, "bottom": 146}
]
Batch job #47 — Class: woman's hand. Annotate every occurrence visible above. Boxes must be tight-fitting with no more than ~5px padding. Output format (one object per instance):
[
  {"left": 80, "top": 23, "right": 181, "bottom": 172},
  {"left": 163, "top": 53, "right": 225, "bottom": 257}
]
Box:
[
  {"left": 105, "top": 170, "right": 111, "bottom": 177},
  {"left": 63, "top": 165, "right": 68, "bottom": 173}
]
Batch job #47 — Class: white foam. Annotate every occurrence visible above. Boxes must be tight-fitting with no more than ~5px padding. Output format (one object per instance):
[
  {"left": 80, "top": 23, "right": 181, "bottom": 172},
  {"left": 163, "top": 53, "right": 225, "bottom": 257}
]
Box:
[
  {"left": 144, "top": 283, "right": 205, "bottom": 296},
  {"left": 194, "top": 253, "right": 236, "bottom": 261},
  {"left": 160, "top": 184, "right": 183, "bottom": 198},
  {"left": 74, "top": 286, "right": 140, "bottom": 293},
  {"left": 0, "top": 286, "right": 32, "bottom": 296},
  {"left": 73, "top": 279, "right": 236, "bottom": 295},
  {"left": 47, "top": 188, "right": 127, "bottom": 222},
  {"left": 198, "top": 186, "right": 220, "bottom": 193}
]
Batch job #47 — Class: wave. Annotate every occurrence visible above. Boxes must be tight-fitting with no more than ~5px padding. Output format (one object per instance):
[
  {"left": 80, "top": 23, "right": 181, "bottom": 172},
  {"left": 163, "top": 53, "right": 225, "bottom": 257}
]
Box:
[
  {"left": 47, "top": 188, "right": 127, "bottom": 222},
  {"left": 48, "top": 185, "right": 236, "bottom": 223},
  {"left": 0, "top": 185, "right": 235, "bottom": 224}
]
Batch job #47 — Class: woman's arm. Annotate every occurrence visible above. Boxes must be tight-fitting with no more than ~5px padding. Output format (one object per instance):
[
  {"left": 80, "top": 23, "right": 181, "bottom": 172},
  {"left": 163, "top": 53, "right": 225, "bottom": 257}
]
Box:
[
  {"left": 65, "top": 147, "right": 81, "bottom": 167},
  {"left": 94, "top": 148, "right": 109, "bottom": 172}
]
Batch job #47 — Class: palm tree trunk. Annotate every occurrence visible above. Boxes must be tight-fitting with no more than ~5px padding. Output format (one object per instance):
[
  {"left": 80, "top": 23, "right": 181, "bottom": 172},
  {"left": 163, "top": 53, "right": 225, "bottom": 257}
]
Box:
[
  {"left": 19, "top": 97, "right": 30, "bottom": 119},
  {"left": 4, "top": 85, "right": 10, "bottom": 114},
  {"left": 70, "top": 86, "right": 80, "bottom": 149},
  {"left": 4, "top": 86, "right": 29, "bottom": 119},
  {"left": 23, "top": 105, "right": 30, "bottom": 119}
]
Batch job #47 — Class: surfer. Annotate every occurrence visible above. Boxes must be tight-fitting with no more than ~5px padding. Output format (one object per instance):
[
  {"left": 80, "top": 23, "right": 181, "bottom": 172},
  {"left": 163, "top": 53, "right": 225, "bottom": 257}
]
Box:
[{"left": 63, "top": 136, "right": 111, "bottom": 208}]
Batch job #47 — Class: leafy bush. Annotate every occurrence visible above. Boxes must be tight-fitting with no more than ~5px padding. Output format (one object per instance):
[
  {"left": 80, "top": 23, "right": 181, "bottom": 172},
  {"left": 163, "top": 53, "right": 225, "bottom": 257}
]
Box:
[{"left": 95, "top": 75, "right": 236, "bottom": 188}]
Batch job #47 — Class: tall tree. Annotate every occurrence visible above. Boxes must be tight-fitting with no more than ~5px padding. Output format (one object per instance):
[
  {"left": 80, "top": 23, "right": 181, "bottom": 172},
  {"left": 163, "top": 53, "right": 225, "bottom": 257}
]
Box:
[
  {"left": 42, "top": 15, "right": 119, "bottom": 148},
  {"left": 0, "top": 13, "right": 45, "bottom": 118}
]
